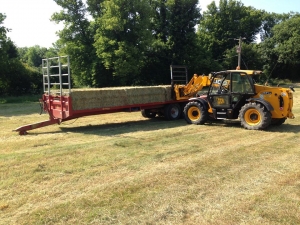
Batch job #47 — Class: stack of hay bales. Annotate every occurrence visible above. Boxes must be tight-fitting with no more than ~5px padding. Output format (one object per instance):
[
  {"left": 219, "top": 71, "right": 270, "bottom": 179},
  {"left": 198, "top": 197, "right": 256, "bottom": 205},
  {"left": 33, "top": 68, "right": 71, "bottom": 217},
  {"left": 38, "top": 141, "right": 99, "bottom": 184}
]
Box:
[
  {"left": 163, "top": 85, "right": 173, "bottom": 101},
  {"left": 70, "top": 87, "right": 127, "bottom": 110},
  {"left": 69, "top": 85, "right": 173, "bottom": 111}
]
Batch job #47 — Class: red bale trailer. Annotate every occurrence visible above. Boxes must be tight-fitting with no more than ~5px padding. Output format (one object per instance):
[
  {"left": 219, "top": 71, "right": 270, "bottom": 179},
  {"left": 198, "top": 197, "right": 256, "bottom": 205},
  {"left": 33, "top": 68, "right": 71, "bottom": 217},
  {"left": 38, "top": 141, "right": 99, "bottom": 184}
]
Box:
[{"left": 14, "top": 56, "right": 194, "bottom": 135}]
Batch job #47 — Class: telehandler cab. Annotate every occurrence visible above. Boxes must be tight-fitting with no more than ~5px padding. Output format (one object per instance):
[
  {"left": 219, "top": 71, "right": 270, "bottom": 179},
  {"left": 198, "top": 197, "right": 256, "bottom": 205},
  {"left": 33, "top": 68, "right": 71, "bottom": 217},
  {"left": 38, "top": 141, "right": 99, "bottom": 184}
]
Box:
[{"left": 181, "top": 70, "right": 295, "bottom": 130}]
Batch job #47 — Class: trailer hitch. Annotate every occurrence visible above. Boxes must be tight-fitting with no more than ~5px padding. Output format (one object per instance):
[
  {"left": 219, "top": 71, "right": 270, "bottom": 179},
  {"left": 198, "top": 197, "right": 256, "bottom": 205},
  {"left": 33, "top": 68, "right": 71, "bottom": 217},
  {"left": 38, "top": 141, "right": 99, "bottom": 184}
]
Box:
[{"left": 14, "top": 118, "right": 61, "bottom": 135}]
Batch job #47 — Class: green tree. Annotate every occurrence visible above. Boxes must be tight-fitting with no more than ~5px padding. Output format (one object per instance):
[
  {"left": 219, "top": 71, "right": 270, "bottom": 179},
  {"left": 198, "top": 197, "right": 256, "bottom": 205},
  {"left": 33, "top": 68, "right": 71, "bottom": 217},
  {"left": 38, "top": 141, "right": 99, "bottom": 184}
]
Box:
[
  {"left": 270, "top": 15, "right": 300, "bottom": 65},
  {"left": 139, "top": 0, "right": 202, "bottom": 84},
  {"left": 52, "top": 0, "right": 107, "bottom": 87},
  {"left": 0, "top": 41, "right": 41, "bottom": 96},
  {"left": 0, "top": 13, "right": 41, "bottom": 96},
  {"left": 198, "top": 0, "right": 263, "bottom": 62},
  {"left": 0, "top": 13, "right": 9, "bottom": 39},
  {"left": 223, "top": 43, "right": 264, "bottom": 71},
  {"left": 94, "top": 0, "right": 153, "bottom": 85},
  {"left": 163, "top": 0, "right": 201, "bottom": 65},
  {"left": 18, "top": 45, "right": 48, "bottom": 68},
  {"left": 259, "top": 14, "right": 300, "bottom": 80},
  {"left": 259, "top": 12, "right": 295, "bottom": 41},
  {"left": 86, "top": 0, "right": 105, "bottom": 18},
  {"left": 45, "top": 44, "right": 60, "bottom": 58}
]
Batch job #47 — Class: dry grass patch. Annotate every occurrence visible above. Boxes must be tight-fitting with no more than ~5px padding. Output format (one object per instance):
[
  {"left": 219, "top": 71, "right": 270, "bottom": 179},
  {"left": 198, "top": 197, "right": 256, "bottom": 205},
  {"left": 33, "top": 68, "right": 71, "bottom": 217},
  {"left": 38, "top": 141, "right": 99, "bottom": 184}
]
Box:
[{"left": 0, "top": 87, "right": 300, "bottom": 224}]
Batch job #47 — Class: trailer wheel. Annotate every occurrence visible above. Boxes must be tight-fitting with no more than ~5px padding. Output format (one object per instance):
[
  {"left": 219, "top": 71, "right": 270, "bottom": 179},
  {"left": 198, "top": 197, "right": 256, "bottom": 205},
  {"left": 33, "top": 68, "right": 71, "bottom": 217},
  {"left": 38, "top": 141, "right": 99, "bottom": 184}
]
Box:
[
  {"left": 164, "top": 103, "right": 181, "bottom": 120},
  {"left": 183, "top": 101, "right": 208, "bottom": 125},
  {"left": 141, "top": 109, "right": 157, "bottom": 118},
  {"left": 239, "top": 102, "right": 272, "bottom": 130}
]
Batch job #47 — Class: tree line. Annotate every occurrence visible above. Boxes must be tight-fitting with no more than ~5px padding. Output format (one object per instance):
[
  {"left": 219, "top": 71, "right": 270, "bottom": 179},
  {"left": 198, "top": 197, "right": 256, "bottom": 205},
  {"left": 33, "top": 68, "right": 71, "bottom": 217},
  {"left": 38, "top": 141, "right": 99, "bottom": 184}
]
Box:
[{"left": 1, "top": 0, "right": 300, "bottom": 96}]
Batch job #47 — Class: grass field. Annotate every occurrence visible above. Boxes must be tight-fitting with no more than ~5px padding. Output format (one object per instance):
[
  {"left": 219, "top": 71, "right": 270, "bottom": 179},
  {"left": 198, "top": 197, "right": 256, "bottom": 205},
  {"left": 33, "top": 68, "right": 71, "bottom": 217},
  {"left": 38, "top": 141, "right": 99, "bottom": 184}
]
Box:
[{"left": 1, "top": 87, "right": 300, "bottom": 225}]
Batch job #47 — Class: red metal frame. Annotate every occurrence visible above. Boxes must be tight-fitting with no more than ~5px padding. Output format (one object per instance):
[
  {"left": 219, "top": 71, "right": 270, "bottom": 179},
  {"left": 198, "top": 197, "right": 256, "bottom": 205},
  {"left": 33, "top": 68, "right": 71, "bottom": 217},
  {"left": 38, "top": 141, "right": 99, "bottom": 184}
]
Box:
[
  {"left": 14, "top": 119, "right": 61, "bottom": 135},
  {"left": 14, "top": 94, "right": 188, "bottom": 135}
]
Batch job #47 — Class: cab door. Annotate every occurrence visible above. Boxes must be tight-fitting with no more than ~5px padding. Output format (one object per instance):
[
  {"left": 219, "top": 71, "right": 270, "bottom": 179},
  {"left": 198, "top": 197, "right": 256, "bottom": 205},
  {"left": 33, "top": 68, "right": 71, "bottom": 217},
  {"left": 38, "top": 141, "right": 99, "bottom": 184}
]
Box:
[
  {"left": 230, "top": 72, "right": 255, "bottom": 109},
  {"left": 207, "top": 72, "right": 231, "bottom": 119}
]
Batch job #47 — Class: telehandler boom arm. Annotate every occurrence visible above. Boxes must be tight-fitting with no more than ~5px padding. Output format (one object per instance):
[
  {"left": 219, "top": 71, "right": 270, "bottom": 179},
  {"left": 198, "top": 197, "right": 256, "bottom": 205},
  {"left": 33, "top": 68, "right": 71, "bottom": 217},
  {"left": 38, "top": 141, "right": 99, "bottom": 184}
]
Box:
[{"left": 173, "top": 74, "right": 211, "bottom": 100}]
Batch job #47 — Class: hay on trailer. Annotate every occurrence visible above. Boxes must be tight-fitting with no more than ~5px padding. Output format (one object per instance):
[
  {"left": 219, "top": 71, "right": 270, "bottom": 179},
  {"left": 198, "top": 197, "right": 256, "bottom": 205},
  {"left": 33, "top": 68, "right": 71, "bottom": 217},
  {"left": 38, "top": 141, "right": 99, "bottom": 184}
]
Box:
[
  {"left": 162, "top": 85, "right": 173, "bottom": 101},
  {"left": 69, "top": 85, "right": 173, "bottom": 111},
  {"left": 70, "top": 88, "right": 127, "bottom": 110},
  {"left": 125, "top": 86, "right": 166, "bottom": 105}
]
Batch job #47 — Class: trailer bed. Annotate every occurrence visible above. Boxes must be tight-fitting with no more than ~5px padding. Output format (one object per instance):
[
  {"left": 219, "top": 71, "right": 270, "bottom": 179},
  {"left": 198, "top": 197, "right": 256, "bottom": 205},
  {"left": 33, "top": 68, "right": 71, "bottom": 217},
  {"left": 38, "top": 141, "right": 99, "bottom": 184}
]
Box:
[
  {"left": 14, "top": 91, "right": 186, "bottom": 135},
  {"left": 14, "top": 56, "right": 190, "bottom": 134}
]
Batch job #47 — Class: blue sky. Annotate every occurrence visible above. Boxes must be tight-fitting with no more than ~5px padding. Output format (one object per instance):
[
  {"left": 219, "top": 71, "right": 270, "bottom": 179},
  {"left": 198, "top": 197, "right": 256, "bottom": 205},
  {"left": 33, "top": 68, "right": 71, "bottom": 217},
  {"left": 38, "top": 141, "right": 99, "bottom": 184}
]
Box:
[
  {"left": 200, "top": 0, "right": 300, "bottom": 13},
  {"left": 1, "top": 0, "right": 299, "bottom": 48}
]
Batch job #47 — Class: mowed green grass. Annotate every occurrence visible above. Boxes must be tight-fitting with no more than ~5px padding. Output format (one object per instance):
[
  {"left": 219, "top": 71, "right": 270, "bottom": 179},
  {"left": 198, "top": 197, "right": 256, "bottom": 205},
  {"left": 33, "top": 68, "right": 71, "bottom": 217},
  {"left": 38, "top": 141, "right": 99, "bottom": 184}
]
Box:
[{"left": 0, "top": 87, "right": 300, "bottom": 225}]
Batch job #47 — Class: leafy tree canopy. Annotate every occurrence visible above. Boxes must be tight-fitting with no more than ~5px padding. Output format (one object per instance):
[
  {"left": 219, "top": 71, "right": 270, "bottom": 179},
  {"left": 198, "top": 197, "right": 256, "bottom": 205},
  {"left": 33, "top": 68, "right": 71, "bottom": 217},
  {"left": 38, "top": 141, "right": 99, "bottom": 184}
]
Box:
[
  {"left": 94, "top": 0, "right": 153, "bottom": 84},
  {"left": 270, "top": 14, "right": 300, "bottom": 64},
  {"left": 198, "top": 0, "right": 263, "bottom": 61},
  {"left": 51, "top": 0, "right": 102, "bottom": 87}
]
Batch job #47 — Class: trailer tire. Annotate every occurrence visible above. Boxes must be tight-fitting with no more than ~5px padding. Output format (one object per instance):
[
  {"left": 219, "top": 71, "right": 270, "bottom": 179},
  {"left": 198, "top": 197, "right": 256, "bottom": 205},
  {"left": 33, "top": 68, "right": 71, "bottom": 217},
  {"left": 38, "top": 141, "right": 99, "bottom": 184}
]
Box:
[
  {"left": 183, "top": 101, "right": 208, "bottom": 125},
  {"left": 164, "top": 103, "right": 181, "bottom": 120},
  {"left": 141, "top": 109, "right": 157, "bottom": 118},
  {"left": 239, "top": 102, "right": 272, "bottom": 130}
]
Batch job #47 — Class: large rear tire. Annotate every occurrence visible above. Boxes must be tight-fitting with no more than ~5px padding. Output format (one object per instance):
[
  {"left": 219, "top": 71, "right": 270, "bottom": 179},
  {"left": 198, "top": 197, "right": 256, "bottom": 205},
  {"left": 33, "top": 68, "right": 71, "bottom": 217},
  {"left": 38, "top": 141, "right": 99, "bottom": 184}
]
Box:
[
  {"left": 183, "top": 101, "right": 208, "bottom": 125},
  {"left": 239, "top": 102, "right": 272, "bottom": 130},
  {"left": 164, "top": 104, "right": 181, "bottom": 120}
]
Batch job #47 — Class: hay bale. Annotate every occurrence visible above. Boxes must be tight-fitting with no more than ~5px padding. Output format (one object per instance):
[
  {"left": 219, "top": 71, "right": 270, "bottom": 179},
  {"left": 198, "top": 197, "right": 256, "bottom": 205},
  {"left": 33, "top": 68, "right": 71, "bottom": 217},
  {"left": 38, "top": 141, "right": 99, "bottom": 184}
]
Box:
[
  {"left": 70, "top": 88, "right": 127, "bottom": 110},
  {"left": 69, "top": 85, "right": 173, "bottom": 111},
  {"left": 161, "top": 85, "right": 173, "bottom": 101},
  {"left": 125, "top": 86, "right": 167, "bottom": 105}
]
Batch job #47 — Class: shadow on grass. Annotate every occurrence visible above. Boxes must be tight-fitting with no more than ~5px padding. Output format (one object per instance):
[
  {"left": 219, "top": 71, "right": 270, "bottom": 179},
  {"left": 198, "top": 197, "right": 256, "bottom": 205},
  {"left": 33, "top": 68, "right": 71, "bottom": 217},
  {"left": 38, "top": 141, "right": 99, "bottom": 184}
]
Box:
[
  {"left": 31, "top": 117, "right": 187, "bottom": 136},
  {"left": 267, "top": 123, "right": 300, "bottom": 133},
  {"left": 209, "top": 119, "right": 300, "bottom": 133},
  {"left": 25, "top": 117, "right": 300, "bottom": 136}
]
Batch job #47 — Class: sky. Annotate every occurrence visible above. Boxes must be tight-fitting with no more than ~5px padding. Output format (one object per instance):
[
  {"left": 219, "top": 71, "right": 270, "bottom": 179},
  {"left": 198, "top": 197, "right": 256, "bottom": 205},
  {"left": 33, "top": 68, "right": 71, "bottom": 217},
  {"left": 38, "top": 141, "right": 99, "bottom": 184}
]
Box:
[{"left": 1, "top": 0, "right": 300, "bottom": 48}]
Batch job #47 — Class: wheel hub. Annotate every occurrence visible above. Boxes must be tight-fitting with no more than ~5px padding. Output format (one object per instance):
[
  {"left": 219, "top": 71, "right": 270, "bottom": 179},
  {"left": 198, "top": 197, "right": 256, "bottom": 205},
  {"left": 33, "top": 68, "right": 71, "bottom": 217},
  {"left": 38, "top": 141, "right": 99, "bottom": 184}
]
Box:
[
  {"left": 188, "top": 106, "right": 201, "bottom": 121},
  {"left": 192, "top": 111, "right": 199, "bottom": 117},
  {"left": 244, "top": 108, "right": 261, "bottom": 125},
  {"left": 249, "top": 113, "right": 258, "bottom": 121},
  {"left": 171, "top": 108, "right": 179, "bottom": 117}
]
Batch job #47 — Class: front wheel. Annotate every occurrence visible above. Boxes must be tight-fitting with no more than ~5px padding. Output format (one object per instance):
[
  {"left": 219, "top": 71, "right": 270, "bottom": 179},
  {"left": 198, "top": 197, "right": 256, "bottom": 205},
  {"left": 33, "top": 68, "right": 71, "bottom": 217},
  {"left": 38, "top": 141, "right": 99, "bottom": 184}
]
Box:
[
  {"left": 239, "top": 102, "right": 272, "bottom": 130},
  {"left": 183, "top": 101, "right": 208, "bottom": 125}
]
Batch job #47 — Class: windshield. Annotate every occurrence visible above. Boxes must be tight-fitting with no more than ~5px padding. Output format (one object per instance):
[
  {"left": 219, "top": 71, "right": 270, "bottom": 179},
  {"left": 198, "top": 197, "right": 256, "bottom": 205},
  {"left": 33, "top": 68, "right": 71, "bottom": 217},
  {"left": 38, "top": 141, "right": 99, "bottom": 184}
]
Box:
[{"left": 231, "top": 72, "right": 253, "bottom": 93}]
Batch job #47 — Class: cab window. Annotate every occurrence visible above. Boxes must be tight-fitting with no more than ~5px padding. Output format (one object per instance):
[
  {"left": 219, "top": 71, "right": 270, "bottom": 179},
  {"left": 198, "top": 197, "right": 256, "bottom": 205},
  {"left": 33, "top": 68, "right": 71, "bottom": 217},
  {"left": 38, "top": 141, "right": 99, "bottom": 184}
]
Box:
[
  {"left": 231, "top": 72, "right": 253, "bottom": 93},
  {"left": 209, "top": 74, "right": 230, "bottom": 94}
]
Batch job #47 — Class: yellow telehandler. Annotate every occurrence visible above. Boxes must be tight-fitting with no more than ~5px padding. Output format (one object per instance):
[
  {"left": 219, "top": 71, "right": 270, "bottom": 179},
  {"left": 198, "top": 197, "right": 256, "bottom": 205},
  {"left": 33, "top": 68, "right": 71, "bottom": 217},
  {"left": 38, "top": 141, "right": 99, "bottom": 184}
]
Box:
[{"left": 173, "top": 69, "right": 295, "bottom": 130}]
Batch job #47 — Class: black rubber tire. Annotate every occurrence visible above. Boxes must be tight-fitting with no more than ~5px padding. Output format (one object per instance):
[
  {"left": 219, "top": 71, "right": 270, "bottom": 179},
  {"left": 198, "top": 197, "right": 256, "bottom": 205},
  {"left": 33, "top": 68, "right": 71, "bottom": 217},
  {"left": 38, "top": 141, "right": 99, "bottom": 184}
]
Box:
[
  {"left": 164, "top": 104, "right": 181, "bottom": 120},
  {"left": 183, "top": 101, "right": 208, "bottom": 125},
  {"left": 271, "top": 118, "right": 286, "bottom": 126},
  {"left": 239, "top": 102, "right": 272, "bottom": 130},
  {"left": 141, "top": 109, "right": 157, "bottom": 118}
]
